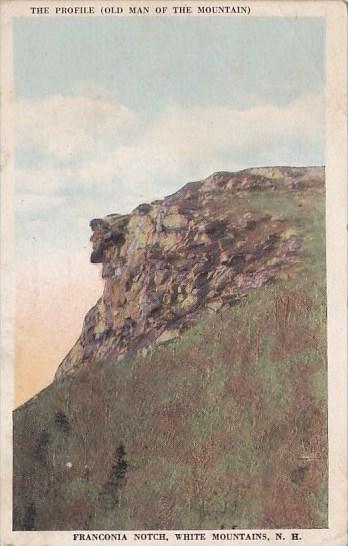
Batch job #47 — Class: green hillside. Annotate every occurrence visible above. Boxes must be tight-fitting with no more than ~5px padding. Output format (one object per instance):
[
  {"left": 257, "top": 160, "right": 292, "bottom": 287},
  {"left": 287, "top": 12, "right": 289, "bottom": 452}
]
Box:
[{"left": 13, "top": 178, "right": 327, "bottom": 530}]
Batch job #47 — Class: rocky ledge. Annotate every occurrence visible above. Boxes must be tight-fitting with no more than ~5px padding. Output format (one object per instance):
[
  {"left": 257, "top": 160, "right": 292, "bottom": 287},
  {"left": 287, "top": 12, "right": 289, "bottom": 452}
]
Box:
[{"left": 55, "top": 166, "right": 324, "bottom": 380}]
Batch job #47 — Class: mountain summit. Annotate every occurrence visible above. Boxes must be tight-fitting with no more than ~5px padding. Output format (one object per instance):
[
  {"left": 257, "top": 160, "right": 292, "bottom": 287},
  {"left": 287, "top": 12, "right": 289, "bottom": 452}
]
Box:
[{"left": 14, "top": 166, "right": 327, "bottom": 531}]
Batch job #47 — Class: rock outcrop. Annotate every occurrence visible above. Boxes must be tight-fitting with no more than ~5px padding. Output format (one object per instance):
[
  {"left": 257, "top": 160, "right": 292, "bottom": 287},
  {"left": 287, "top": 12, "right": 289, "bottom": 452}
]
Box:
[
  {"left": 14, "top": 165, "right": 327, "bottom": 531},
  {"left": 55, "top": 166, "right": 324, "bottom": 380}
]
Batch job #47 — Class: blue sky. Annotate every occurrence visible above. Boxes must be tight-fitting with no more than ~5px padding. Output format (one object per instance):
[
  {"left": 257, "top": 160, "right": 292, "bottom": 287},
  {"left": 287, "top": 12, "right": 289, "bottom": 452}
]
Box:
[
  {"left": 15, "top": 17, "right": 324, "bottom": 112},
  {"left": 14, "top": 15, "right": 325, "bottom": 260}
]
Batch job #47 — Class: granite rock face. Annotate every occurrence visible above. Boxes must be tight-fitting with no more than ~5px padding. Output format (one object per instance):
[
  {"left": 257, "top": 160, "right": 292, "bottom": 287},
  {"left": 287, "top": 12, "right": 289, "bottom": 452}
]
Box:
[{"left": 55, "top": 166, "right": 324, "bottom": 380}]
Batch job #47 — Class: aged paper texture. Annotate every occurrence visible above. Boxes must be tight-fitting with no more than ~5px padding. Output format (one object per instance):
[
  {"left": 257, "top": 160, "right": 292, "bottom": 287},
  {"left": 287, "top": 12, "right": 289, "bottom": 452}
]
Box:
[{"left": 1, "top": 1, "right": 347, "bottom": 545}]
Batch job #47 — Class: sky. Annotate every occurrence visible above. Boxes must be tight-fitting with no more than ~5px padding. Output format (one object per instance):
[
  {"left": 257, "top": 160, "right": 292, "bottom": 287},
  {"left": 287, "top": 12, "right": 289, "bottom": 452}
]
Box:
[{"left": 14, "top": 15, "right": 325, "bottom": 405}]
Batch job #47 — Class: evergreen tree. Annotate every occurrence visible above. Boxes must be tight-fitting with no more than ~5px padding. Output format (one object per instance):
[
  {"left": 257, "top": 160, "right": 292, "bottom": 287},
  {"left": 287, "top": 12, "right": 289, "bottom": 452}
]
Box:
[
  {"left": 100, "top": 443, "right": 128, "bottom": 510},
  {"left": 111, "top": 444, "right": 128, "bottom": 482},
  {"left": 54, "top": 410, "right": 71, "bottom": 433}
]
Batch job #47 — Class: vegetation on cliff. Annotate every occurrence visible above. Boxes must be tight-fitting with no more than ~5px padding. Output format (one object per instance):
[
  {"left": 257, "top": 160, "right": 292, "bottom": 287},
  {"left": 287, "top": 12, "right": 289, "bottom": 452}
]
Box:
[{"left": 13, "top": 167, "right": 327, "bottom": 530}]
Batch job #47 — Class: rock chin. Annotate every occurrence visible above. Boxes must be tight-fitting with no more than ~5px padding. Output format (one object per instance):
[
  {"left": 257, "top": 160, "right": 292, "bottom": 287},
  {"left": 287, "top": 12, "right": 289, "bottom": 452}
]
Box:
[{"left": 55, "top": 166, "right": 324, "bottom": 381}]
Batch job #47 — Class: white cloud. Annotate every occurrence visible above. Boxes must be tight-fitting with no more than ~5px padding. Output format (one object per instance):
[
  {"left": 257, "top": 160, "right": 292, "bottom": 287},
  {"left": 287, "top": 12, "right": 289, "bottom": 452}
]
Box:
[
  {"left": 141, "top": 93, "right": 324, "bottom": 161},
  {"left": 78, "top": 92, "right": 324, "bottom": 203},
  {"left": 16, "top": 91, "right": 137, "bottom": 160},
  {"left": 16, "top": 92, "right": 324, "bottom": 223}
]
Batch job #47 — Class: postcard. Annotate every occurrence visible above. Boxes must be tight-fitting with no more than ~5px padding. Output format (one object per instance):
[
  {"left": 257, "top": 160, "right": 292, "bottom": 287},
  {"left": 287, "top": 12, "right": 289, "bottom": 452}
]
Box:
[{"left": 0, "top": 1, "right": 347, "bottom": 545}]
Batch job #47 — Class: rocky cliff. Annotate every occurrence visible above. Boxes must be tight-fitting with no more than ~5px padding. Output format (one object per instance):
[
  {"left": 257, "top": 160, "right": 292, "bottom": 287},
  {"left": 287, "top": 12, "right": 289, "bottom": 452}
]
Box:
[
  {"left": 56, "top": 166, "right": 324, "bottom": 380},
  {"left": 14, "top": 165, "right": 327, "bottom": 530}
]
